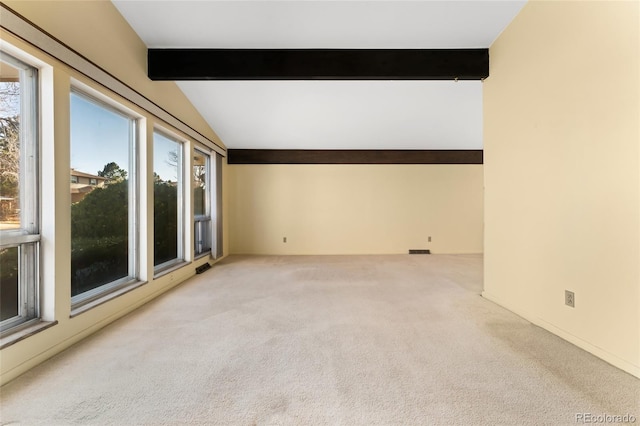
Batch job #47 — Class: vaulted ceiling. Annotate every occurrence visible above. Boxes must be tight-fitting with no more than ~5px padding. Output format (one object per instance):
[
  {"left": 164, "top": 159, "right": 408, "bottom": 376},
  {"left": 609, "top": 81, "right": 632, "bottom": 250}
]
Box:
[{"left": 112, "top": 1, "right": 526, "bottom": 150}]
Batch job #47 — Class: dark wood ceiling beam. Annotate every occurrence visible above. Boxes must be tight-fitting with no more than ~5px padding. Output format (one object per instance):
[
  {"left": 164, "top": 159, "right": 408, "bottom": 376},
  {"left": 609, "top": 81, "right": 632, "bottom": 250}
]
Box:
[
  {"left": 148, "top": 49, "right": 489, "bottom": 81},
  {"left": 228, "top": 150, "right": 483, "bottom": 165}
]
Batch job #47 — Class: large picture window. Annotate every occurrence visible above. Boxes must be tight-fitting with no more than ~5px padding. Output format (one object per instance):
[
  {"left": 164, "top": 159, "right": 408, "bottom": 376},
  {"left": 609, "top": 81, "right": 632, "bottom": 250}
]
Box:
[
  {"left": 70, "top": 89, "right": 138, "bottom": 305},
  {"left": 0, "top": 52, "right": 39, "bottom": 333},
  {"left": 153, "top": 130, "right": 183, "bottom": 271}
]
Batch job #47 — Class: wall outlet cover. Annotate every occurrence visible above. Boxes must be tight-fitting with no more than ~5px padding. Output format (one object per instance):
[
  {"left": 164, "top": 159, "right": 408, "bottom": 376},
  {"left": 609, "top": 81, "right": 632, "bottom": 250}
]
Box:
[{"left": 565, "top": 290, "right": 575, "bottom": 308}]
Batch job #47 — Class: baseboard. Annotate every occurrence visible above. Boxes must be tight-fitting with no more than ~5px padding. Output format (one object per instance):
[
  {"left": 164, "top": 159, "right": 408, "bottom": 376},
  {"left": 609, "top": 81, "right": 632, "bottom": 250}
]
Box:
[{"left": 481, "top": 291, "right": 640, "bottom": 379}]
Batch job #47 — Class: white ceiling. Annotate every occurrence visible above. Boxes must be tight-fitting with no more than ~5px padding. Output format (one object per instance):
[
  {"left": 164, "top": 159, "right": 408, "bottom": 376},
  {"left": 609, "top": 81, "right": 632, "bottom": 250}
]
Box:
[{"left": 112, "top": 1, "right": 527, "bottom": 150}]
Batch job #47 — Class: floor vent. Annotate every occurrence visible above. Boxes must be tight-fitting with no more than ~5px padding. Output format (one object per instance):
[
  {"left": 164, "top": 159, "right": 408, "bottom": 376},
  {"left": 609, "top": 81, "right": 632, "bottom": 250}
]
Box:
[
  {"left": 409, "top": 249, "right": 431, "bottom": 254},
  {"left": 196, "top": 263, "right": 211, "bottom": 274}
]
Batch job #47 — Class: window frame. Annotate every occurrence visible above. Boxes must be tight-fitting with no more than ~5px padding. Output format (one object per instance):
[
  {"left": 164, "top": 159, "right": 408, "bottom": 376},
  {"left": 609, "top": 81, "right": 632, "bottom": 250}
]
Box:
[
  {"left": 69, "top": 85, "right": 141, "bottom": 308},
  {"left": 214, "top": 152, "right": 223, "bottom": 259},
  {"left": 0, "top": 52, "right": 41, "bottom": 334},
  {"left": 152, "top": 127, "right": 186, "bottom": 274},
  {"left": 193, "top": 147, "right": 212, "bottom": 258}
]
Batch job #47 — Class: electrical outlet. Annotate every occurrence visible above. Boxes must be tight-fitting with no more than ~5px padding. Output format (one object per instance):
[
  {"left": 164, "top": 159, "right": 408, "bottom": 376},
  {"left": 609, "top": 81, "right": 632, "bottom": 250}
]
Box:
[
  {"left": 283, "top": 237, "right": 287, "bottom": 243},
  {"left": 428, "top": 236, "right": 432, "bottom": 242},
  {"left": 565, "top": 290, "right": 575, "bottom": 308}
]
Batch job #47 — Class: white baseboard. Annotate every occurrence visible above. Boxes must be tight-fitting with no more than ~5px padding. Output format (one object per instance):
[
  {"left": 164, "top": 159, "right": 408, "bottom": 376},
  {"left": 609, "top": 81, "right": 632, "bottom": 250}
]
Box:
[{"left": 481, "top": 291, "right": 640, "bottom": 379}]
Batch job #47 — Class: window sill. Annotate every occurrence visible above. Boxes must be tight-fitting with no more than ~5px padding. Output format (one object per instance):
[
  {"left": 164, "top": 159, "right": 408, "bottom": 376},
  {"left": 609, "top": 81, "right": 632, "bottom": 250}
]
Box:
[
  {"left": 70, "top": 280, "right": 147, "bottom": 318},
  {"left": 153, "top": 260, "right": 190, "bottom": 279},
  {"left": 0, "top": 320, "right": 58, "bottom": 350},
  {"left": 194, "top": 251, "right": 212, "bottom": 261}
]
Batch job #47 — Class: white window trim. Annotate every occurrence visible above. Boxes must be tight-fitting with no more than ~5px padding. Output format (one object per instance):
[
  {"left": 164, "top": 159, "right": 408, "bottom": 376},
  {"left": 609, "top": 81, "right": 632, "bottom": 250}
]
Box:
[
  {"left": 213, "top": 152, "right": 223, "bottom": 259},
  {"left": 69, "top": 83, "right": 145, "bottom": 309},
  {"left": 152, "top": 126, "right": 187, "bottom": 275},
  {"left": 193, "top": 147, "right": 213, "bottom": 258},
  {"left": 0, "top": 51, "right": 40, "bottom": 334}
]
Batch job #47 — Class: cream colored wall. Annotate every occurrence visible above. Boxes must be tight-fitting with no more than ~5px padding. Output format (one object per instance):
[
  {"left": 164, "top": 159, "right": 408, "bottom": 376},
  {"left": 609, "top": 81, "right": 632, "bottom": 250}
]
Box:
[
  {"left": 483, "top": 0, "right": 640, "bottom": 377},
  {"left": 3, "top": 0, "right": 221, "bottom": 147},
  {"left": 229, "top": 165, "right": 483, "bottom": 255},
  {"left": 0, "top": 3, "right": 228, "bottom": 385}
]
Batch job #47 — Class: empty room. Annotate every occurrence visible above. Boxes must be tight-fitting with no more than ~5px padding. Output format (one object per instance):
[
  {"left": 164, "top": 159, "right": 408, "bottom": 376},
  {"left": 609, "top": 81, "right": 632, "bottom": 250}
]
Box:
[{"left": 0, "top": 1, "right": 638, "bottom": 425}]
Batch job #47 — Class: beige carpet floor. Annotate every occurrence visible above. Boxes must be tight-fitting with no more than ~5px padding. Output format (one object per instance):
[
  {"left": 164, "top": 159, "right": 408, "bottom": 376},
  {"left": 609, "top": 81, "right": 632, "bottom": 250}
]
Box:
[{"left": 0, "top": 255, "right": 638, "bottom": 425}]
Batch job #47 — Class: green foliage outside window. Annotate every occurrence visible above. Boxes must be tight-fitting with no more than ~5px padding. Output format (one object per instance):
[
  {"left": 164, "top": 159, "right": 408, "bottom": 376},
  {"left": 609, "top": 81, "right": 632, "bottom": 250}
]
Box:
[
  {"left": 0, "top": 247, "right": 19, "bottom": 321},
  {"left": 71, "top": 178, "right": 128, "bottom": 296},
  {"left": 154, "top": 179, "right": 178, "bottom": 265},
  {"left": 71, "top": 162, "right": 180, "bottom": 295}
]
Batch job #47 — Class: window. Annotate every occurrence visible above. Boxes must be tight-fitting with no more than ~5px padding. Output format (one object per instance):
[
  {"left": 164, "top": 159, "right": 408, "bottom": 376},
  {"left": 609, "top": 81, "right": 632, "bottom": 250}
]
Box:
[
  {"left": 70, "top": 175, "right": 78, "bottom": 184},
  {"left": 89, "top": 178, "right": 97, "bottom": 185},
  {"left": 193, "top": 149, "right": 211, "bottom": 257},
  {"left": 193, "top": 149, "right": 223, "bottom": 258},
  {"left": 214, "top": 153, "right": 223, "bottom": 259},
  {"left": 70, "top": 89, "right": 138, "bottom": 305},
  {"left": 153, "top": 130, "right": 184, "bottom": 271},
  {"left": 0, "top": 52, "right": 40, "bottom": 333}
]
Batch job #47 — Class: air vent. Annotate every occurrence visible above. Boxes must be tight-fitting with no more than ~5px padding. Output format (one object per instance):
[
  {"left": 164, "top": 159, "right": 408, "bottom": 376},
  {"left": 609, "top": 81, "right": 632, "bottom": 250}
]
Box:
[
  {"left": 409, "top": 249, "right": 431, "bottom": 254},
  {"left": 195, "top": 263, "right": 211, "bottom": 274}
]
